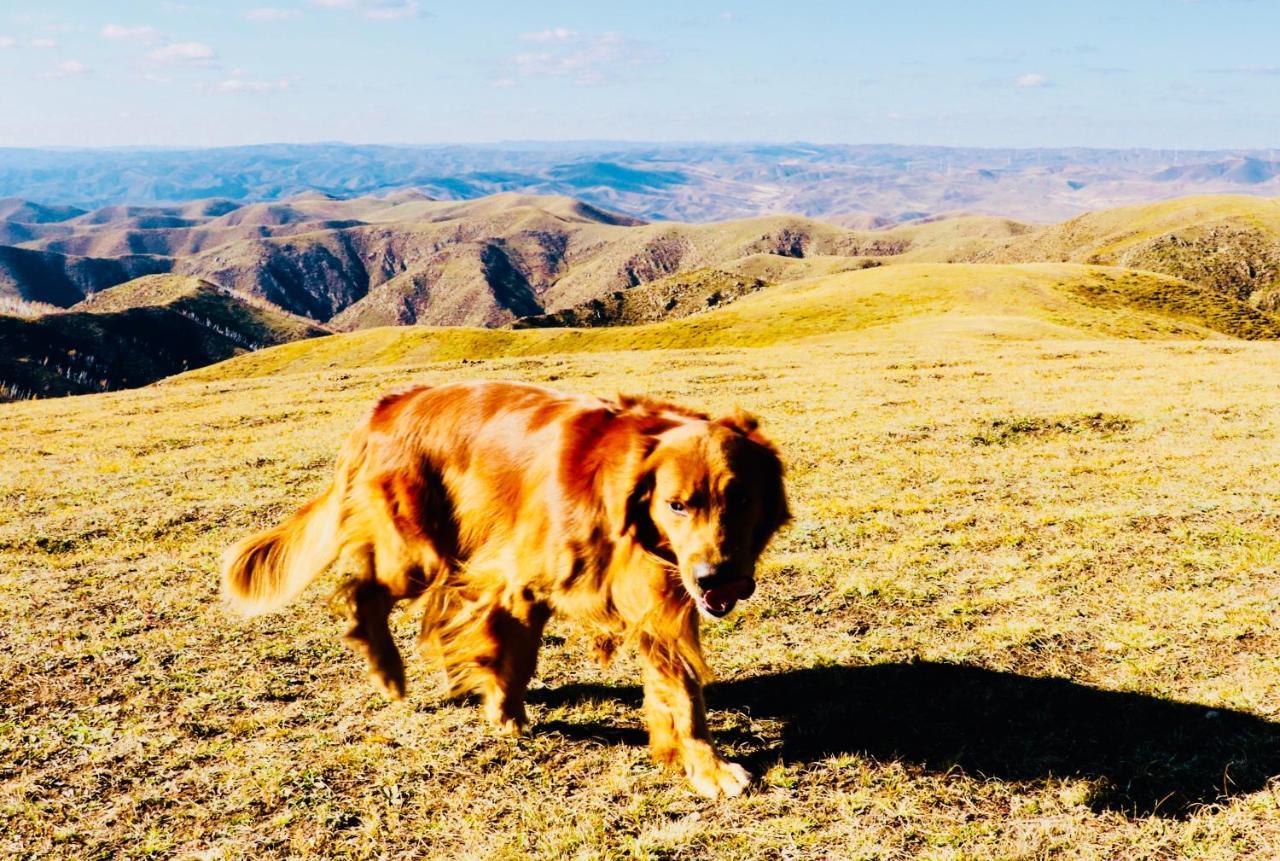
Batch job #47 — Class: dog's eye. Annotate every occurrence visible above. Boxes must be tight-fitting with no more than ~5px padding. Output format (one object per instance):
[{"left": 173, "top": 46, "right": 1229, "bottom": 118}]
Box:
[{"left": 668, "top": 500, "right": 687, "bottom": 514}]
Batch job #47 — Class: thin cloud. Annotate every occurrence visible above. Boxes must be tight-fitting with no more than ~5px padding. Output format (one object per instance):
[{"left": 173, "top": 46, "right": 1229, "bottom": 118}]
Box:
[
  {"left": 1052, "top": 43, "right": 1098, "bottom": 55},
  {"left": 1200, "top": 64, "right": 1280, "bottom": 75},
  {"left": 28, "top": 38, "right": 57, "bottom": 49},
  {"left": 101, "top": 24, "right": 159, "bottom": 40},
  {"left": 45, "top": 59, "right": 89, "bottom": 77},
  {"left": 211, "top": 77, "right": 294, "bottom": 93},
  {"left": 313, "top": 0, "right": 418, "bottom": 19},
  {"left": 510, "top": 30, "right": 655, "bottom": 85},
  {"left": 520, "top": 27, "right": 578, "bottom": 43},
  {"left": 1014, "top": 72, "right": 1051, "bottom": 88},
  {"left": 244, "top": 7, "right": 302, "bottom": 20},
  {"left": 967, "top": 50, "right": 1026, "bottom": 64},
  {"left": 0, "top": 36, "right": 14, "bottom": 49},
  {"left": 148, "top": 41, "right": 216, "bottom": 63}
]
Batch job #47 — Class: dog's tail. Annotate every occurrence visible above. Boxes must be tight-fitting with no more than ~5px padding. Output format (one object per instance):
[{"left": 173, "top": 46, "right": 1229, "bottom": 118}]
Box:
[{"left": 221, "top": 485, "right": 343, "bottom": 617}]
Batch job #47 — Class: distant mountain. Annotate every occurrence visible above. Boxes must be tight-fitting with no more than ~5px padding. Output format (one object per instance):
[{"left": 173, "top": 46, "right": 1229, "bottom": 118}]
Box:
[
  {"left": 0, "top": 192, "right": 930, "bottom": 328},
  {"left": 0, "top": 275, "right": 328, "bottom": 400},
  {"left": 1, "top": 143, "right": 1278, "bottom": 223},
  {"left": 5, "top": 191, "right": 1279, "bottom": 333}
]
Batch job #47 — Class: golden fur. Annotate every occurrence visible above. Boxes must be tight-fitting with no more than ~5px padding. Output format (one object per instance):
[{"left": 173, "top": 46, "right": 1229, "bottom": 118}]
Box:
[{"left": 222, "top": 380, "right": 789, "bottom": 797}]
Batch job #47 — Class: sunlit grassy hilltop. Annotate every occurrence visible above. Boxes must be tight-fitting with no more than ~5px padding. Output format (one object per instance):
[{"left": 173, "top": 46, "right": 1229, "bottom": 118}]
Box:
[
  {"left": 178, "top": 261, "right": 1280, "bottom": 383},
  {"left": 2, "top": 254, "right": 1280, "bottom": 859}
]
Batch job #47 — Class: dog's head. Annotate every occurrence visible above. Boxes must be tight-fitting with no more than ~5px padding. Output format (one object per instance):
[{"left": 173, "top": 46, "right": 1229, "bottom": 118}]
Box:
[{"left": 625, "top": 410, "right": 790, "bottom": 618}]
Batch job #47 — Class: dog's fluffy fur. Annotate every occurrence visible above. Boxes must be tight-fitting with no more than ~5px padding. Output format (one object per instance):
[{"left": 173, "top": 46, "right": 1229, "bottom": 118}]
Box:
[{"left": 222, "top": 380, "right": 789, "bottom": 797}]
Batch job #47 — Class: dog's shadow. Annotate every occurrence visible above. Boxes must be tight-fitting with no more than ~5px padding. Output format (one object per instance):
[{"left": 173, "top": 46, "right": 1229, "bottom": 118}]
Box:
[{"left": 530, "top": 661, "right": 1280, "bottom": 818}]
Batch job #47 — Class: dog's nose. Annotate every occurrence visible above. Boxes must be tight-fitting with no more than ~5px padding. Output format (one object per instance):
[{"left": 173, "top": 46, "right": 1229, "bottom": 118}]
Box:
[{"left": 693, "top": 562, "right": 723, "bottom": 590}]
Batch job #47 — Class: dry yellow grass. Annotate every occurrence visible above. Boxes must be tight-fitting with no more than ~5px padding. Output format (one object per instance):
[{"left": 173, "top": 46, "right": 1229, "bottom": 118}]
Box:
[
  {"left": 969, "top": 194, "right": 1280, "bottom": 264},
  {"left": 174, "top": 262, "right": 1278, "bottom": 387},
  {"left": 3, "top": 290, "right": 1280, "bottom": 858}
]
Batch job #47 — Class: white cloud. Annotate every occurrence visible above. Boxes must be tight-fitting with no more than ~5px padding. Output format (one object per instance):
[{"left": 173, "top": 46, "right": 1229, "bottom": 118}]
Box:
[
  {"left": 364, "top": 1, "right": 417, "bottom": 20},
  {"left": 244, "top": 7, "right": 302, "bottom": 21},
  {"left": 313, "top": 0, "right": 418, "bottom": 18},
  {"left": 1014, "top": 72, "right": 1050, "bottom": 88},
  {"left": 28, "top": 38, "right": 57, "bottom": 49},
  {"left": 53, "top": 59, "right": 89, "bottom": 75},
  {"left": 42, "top": 59, "right": 89, "bottom": 78},
  {"left": 510, "top": 30, "right": 651, "bottom": 85},
  {"left": 148, "top": 41, "right": 216, "bottom": 63},
  {"left": 0, "top": 36, "right": 15, "bottom": 49},
  {"left": 520, "top": 27, "right": 578, "bottom": 43},
  {"left": 211, "top": 77, "right": 293, "bottom": 93},
  {"left": 101, "top": 24, "right": 159, "bottom": 40}
]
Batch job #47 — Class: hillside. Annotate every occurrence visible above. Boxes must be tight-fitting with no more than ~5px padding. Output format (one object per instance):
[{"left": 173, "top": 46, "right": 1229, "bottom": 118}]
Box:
[
  {"left": 513, "top": 269, "right": 770, "bottom": 329},
  {"left": 0, "top": 193, "right": 961, "bottom": 329},
  {"left": 0, "top": 275, "right": 328, "bottom": 401},
  {"left": 4, "top": 192, "right": 1280, "bottom": 401},
  {"left": 4, "top": 311, "right": 1280, "bottom": 857},
  {"left": 0, "top": 245, "right": 168, "bottom": 307},
  {"left": 177, "top": 263, "right": 1280, "bottom": 385},
  {"left": 966, "top": 195, "right": 1280, "bottom": 309},
  {"left": 4, "top": 192, "right": 1277, "bottom": 338}
]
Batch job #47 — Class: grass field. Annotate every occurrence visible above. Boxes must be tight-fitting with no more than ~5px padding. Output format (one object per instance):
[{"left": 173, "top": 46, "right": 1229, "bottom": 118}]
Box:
[{"left": 3, "top": 271, "right": 1280, "bottom": 858}]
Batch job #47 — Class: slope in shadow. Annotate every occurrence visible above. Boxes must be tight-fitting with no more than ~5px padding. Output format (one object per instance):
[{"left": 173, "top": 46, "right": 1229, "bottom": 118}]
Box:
[
  {"left": 529, "top": 661, "right": 1280, "bottom": 819},
  {"left": 480, "top": 242, "right": 543, "bottom": 318}
]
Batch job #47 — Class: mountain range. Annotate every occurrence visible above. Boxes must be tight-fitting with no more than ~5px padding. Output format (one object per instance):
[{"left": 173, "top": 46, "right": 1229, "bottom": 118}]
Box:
[
  {"left": 1, "top": 143, "right": 1279, "bottom": 224},
  {"left": 2, "top": 189, "right": 1279, "bottom": 400}
]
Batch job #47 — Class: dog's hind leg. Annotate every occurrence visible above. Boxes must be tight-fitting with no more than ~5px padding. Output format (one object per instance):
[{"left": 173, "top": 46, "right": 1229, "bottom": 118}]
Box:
[
  {"left": 333, "top": 545, "right": 407, "bottom": 700},
  {"left": 479, "top": 596, "right": 551, "bottom": 736},
  {"left": 337, "top": 473, "right": 450, "bottom": 700}
]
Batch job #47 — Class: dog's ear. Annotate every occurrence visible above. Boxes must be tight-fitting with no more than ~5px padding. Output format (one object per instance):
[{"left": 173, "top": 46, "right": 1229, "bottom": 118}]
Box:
[
  {"left": 738, "top": 424, "right": 789, "bottom": 555},
  {"left": 718, "top": 409, "right": 784, "bottom": 456},
  {"left": 599, "top": 431, "right": 659, "bottom": 541},
  {"left": 751, "top": 455, "right": 791, "bottom": 555},
  {"left": 716, "top": 408, "right": 760, "bottom": 437},
  {"left": 619, "top": 442, "right": 669, "bottom": 556},
  {"left": 622, "top": 463, "right": 655, "bottom": 539}
]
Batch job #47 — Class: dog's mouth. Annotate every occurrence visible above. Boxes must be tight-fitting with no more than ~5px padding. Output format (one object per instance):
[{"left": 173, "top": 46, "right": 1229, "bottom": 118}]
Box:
[{"left": 695, "top": 578, "right": 756, "bottom": 618}]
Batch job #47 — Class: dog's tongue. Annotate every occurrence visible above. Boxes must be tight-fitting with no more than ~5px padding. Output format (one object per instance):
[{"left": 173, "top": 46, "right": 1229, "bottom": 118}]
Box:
[{"left": 701, "top": 579, "right": 756, "bottom": 617}]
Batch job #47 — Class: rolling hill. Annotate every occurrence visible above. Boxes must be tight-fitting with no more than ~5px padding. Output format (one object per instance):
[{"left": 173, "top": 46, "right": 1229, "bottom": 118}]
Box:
[
  {"left": 175, "top": 263, "right": 1280, "bottom": 386},
  {"left": 5, "top": 191, "right": 1276, "bottom": 332},
  {"left": 512, "top": 269, "right": 771, "bottom": 329},
  {"left": 963, "top": 195, "right": 1280, "bottom": 310},
  {"left": 0, "top": 275, "right": 329, "bottom": 400},
  {"left": 0, "top": 192, "right": 978, "bottom": 328},
  {"left": 3, "top": 191, "right": 1280, "bottom": 400}
]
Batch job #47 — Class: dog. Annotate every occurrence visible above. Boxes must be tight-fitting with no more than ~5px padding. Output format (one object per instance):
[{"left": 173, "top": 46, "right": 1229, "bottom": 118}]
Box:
[{"left": 221, "top": 380, "right": 790, "bottom": 797}]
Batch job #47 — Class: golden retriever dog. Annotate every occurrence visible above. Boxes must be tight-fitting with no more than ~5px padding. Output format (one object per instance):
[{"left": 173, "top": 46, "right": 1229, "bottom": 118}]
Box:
[{"left": 221, "top": 380, "right": 789, "bottom": 797}]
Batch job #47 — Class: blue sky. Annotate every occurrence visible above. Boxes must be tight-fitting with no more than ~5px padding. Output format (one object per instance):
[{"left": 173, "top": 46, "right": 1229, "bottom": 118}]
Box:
[{"left": 1, "top": 0, "right": 1277, "bottom": 149}]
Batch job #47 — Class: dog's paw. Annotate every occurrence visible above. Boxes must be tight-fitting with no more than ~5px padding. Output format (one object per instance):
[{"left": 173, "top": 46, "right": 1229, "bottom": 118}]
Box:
[
  {"left": 493, "top": 715, "right": 530, "bottom": 737},
  {"left": 370, "top": 670, "right": 406, "bottom": 701},
  {"left": 686, "top": 758, "right": 751, "bottom": 799},
  {"left": 483, "top": 700, "right": 530, "bottom": 737}
]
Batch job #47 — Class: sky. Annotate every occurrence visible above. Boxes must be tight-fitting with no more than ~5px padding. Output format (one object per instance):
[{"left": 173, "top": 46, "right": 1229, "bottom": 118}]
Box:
[{"left": 1, "top": 0, "right": 1277, "bottom": 150}]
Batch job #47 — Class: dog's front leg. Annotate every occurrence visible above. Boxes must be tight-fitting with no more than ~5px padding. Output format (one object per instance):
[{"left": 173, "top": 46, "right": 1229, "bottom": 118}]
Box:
[{"left": 638, "top": 632, "right": 750, "bottom": 798}]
